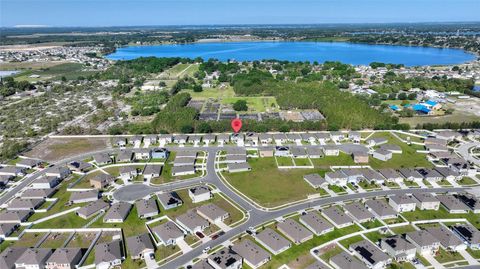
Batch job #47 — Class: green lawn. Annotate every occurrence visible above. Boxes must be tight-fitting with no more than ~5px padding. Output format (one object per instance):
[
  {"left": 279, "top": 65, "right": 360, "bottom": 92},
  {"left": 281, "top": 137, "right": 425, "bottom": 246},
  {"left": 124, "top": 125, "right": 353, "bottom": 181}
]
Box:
[
  {"left": 467, "top": 248, "right": 480, "bottom": 259},
  {"left": 390, "top": 225, "right": 417, "bottom": 235},
  {"left": 311, "top": 153, "right": 355, "bottom": 168},
  {"left": 276, "top": 156, "right": 294, "bottom": 167},
  {"left": 328, "top": 185, "right": 347, "bottom": 194},
  {"left": 434, "top": 248, "right": 465, "bottom": 264},
  {"left": 361, "top": 219, "right": 384, "bottom": 229},
  {"left": 368, "top": 132, "right": 433, "bottom": 169},
  {"left": 339, "top": 235, "right": 364, "bottom": 248},
  {"left": 404, "top": 180, "right": 420, "bottom": 188},
  {"left": 224, "top": 157, "right": 319, "bottom": 207},
  {"left": 458, "top": 177, "right": 478, "bottom": 186},
  {"left": 220, "top": 97, "right": 278, "bottom": 113},
  {"left": 293, "top": 158, "right": 313, "bottom": 167},
  {"left": 183, "top": 85, "right": 236, "bottom": 100},
  {"left": 263, "top": 225, "right": 362, "bottom": 268},
  {"left": 364, "top": 231, "right": 388, "bottom": 244},
  {"left": 402, "top": 207, "right": 480, "bottom": 229},
  {"left": 319, "top": 245, "right": 344, "bottom": 262}
]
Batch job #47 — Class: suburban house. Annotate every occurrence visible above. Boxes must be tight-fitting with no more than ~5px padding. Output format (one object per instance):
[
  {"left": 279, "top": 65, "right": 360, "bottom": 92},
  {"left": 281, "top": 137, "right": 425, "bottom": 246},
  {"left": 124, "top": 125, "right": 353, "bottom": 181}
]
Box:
[
  {"left": 21, "top": 188, "right": 56, "bottom": 199},
  {"left": 352, "top": 151, "right": 369, "bottom": 164},
  {"left": 69, "top": 190, "right": 99, "bottom": 204},
  {"left": 103, "top": 202, "right": 132, "bottom": 223},
  {"left": 45, "top": 248, "right": 82, "bottom": 269},
  {"left": 325, "top": 170, "right": 347, "bottom": 186},
  {"left": 158, "top": 134, "right": 173, "bottom": 144},
  {"left": 299, "top": 212, "right": 334, "bottom": 236},
  {"left": 90, "top": 153, "right": 111, "bottom": 166},
  {"left": 303, "top": 174, "right": 328, "bottom": 189},
  {"left": 171, "top": 165, "right": 196, "bottom": 176},
  {"left": 67, "top": 160, "right": 92, "bottom": 172},
  {"left": 133, "top": 148, "right": 151, "bottom": 160},
  {"left": 330, "top": 131, "right": 345, "bottom": 141},
  {"left": 76, "top": 200, "right": 109, "bottom": 219},
  {"left": 15, "top": 248, "right": 53, "bottom": 269},
  {"left": 90, "top": 173, "right": 115, "bottom": 189},
  {"left": 322, "top": 207, "right": 354, "bottom": 228},
  {"left": 94, "top": 240, "right": 124, "bottom": 269},
  {"left": 344, "top": 203, "right": 375, "bottom": 223},
  {"left": 152, "top": 148, "right": 169, "bottom": 159},
  {"left": 151, "top": 221, "right": 185, "bottom": 246},
  {"left": 16, "top": 158, "right": 42, "bottom": 169},
  {"left": 119, "top": 166, "right": 138, "bottom": 181},
  {"left": 349, "top": 240, "right": 392, "bottom": 269},
  {"left": 203, "top": 134, "right": 216, "bottom": 145},
  {"left": 372, "top": 149, "right": 393, "bottom": 161},
  {"left": 232, "top": 239, "right": 271, "bottom": 269},
  {"left": 379, "top": 144, "right": 402, "bottom": 154},
  {"left": 367, "top": 137, "right": 388, "bottom": 147},
  {"left": 189, "top": 186, "right": 212, "bottom": 203},
  {"left": 277, "top": 219, "right": 313, "bottom": 244},
  {"left": 0, "top": 223, "right": 19, "bottom": 238},
  {"left": 227, "top": 162, "right": 251, "bottom": 173},
  {"left": 290, "top": 147, "right": 308, "bottom": 158},
  {"left": 135, "top": 197, "right": 159, "bottom": 219},
  {"left": 143, "top": 165, "right": 162, "bottom": 180},
  {"left": 274, "top": 146, "right": 290, "bottom": 157},
  {"left": 365, "top": 199, "right": 397, "bottom": 220},
  {"left": 426, "top": 226, "right": 467, "bottom": 252},
  {"left": 388, "top": 195, "right": 416, "bottom": 213},
  {"left": 126, "top": 233, "right": 155, "bottom": 260},
  {"left": 207, "top": 247, "right": 243, "bottom": 269},
  {"left": 46, "top": 166, "right": 71, "bottom": 179},
  {"left": 176, "top": 210, "right": 209, "bottom": 234},
  {"left": 413, "top": 193, "right": 440, "bottom": 210},
  {"left": 114, "top": 137, "right": 127, "bottom": 147},
  {"left": 0, "top": 247, "right": 27, "bottom": 269},
  {"left": 31, "top": 176, "right": 60, "bottom": 189},
  {"left": 380, "top": 235, "right": 416, "bottom": 262},
  {"left": 323, "top": 145, "right": 339, "bottom": 156},
  {"left": 259, "top": 133, "right": 273, "bottom": 144},
  {"left": 116, "top": 150, "right": 133, "bottom": 162},
  {"left": 315, "top": 133, "right": 331, "bottom": 143},
  {"left": 306, "top": 147, "right": 323, "bottom": 158},
  {"left": 0, "top": 210, "right": 33, "bottom": 223},
  {"left": 398, "top": 168, "right": 423, "bottom": 182},
  {"left": 452, "top": 224, "right": 480, "bottom": 249},
  {"left": 434, "top": 167, "right": 461, "bottom": 181},
  {"left": 378, "top": 169, "right": 404, "bottom": 183},
  {"left": 8, "top": 198, "right": 44, "bottom": 211},
  {"left": 406, "top": 230, "right": 440, "bottom": 255},
  {"left": 437, "top": 195, "right": 470, "bottom": 214},
  {"left": 330, "top": 251, "right": 368, "bottom": 269},
  {"left": 349, "top": 132, "right": 361, "bottom": 143},
  {"left": 157, "top": 192, "right": 183, "bottom": 210},
  {"left": 196, "top": 204, "right": 229, "bottom": 224},
  {"left": 255, "top": 228, "right": 291, "bottom": 255}
]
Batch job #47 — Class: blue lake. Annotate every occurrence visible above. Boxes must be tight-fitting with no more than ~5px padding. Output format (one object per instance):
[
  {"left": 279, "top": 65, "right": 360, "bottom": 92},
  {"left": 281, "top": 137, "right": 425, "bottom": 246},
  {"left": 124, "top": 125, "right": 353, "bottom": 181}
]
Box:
[{"left": 106, "top": 41, "right": 476, "bottom": 66}]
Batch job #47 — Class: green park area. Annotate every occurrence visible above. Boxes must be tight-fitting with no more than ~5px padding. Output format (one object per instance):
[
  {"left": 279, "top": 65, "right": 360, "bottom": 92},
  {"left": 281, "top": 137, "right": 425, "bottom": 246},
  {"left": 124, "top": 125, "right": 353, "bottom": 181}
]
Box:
[
  {"left": 13, "top": 63, "right": 99, "bottom": 81},
  {"left": 224, "top": 157, "right": 327, "bottom": 208},
  {"left": 368, "top": 132, "right": 433, "bottom": 169}
]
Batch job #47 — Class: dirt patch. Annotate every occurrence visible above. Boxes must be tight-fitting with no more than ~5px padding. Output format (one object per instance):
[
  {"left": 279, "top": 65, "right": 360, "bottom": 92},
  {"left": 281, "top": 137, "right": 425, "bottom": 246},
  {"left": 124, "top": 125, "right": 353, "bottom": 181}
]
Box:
[
  {"left": 287, "top": 253, "right": 316, "bottom": 269},
  {"left": 25, "top": 137, "right": 111, "bottom": 162}
]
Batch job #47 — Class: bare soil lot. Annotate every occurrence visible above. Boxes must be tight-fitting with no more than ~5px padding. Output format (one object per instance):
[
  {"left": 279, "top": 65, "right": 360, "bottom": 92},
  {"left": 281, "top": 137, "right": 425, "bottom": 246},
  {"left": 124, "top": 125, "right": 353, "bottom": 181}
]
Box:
[{"left": 25, "top": 137, "right": 111, "bottom": 162}]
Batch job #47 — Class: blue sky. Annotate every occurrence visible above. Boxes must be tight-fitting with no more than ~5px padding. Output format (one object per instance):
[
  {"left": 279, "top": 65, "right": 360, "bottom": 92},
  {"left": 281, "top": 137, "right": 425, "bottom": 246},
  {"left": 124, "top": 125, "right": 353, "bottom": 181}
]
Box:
[{"left": 1, "top": 0, "right": 479, "bottom": 27}]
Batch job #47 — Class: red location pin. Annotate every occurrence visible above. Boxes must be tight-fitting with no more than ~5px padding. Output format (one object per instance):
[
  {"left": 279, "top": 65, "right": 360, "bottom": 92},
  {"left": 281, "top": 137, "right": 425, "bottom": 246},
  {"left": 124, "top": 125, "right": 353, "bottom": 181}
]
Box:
[{"left": 231, "top": 118, "right": 242, "bottom": 133}]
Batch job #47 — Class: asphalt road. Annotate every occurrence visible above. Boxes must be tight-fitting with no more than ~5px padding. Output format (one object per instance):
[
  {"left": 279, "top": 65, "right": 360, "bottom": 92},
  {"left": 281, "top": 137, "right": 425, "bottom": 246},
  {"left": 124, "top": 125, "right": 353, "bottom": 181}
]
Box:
[{"left": 457, "top": 141, "right": 480, "bottom": 166}]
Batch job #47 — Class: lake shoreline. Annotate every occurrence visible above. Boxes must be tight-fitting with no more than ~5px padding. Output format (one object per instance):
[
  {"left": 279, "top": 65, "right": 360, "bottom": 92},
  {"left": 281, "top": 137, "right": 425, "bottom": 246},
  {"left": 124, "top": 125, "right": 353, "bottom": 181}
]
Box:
[{"left": 106, "top": 41, "right": 476, "bottom": 67}]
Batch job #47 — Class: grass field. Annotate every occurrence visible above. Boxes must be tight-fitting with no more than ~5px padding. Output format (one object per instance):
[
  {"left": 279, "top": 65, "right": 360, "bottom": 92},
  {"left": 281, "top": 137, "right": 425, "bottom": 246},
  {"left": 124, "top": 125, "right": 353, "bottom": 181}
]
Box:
[
  {"left": 401, "top": 208, "right": 480, "bottom": 229},
  {"left": 13, "top": 62, "right": 98, "bottom": 81},
  {"left": 400, "top": 110, "right": 480, "bottom": 126},
  {"left": 368, "top": 132, "right": 433, "bottom": 169},
  {"left": 220, "top": 96, "right": 278, "bottom": 113},
  {"left": 390, "top": 225, "right": 417, "bottom": 235},
  {"left": 182, "top": 85, "right": 236, "bottom": 99},
  {"left": 311, "top": 153, "right": 355, "bottom": 168},
  {"left": 26, "top": 137, "right": 110, "bottom": 162},
  {"left": 224, "top": 157, "right": 320, "bottom": 207}
]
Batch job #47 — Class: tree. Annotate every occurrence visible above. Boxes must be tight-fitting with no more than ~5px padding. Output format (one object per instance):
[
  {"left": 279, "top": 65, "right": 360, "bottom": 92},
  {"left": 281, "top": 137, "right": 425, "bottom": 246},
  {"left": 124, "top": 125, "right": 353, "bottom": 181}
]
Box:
[
  {"left": 193, "top": 85, "right": 203, "bottom": 92},
  {"left": 180, "top": 125, "right": 194, "bottom": 133},
  {"left": 233, "top": 100, "right": 248, "bottom": 111},
  {"left": 398, "top": 92, "right": 407, "bottom": 100},
  {"left": 196, "top": 122, "right": 212, "bottom": 133}
]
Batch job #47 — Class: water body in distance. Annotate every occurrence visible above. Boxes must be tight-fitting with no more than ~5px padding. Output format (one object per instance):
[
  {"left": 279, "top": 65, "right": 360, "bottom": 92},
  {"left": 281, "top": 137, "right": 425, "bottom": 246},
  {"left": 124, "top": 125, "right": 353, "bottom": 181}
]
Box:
[{"left": 106, "top": 41, "right": 476, "bottom": 66}]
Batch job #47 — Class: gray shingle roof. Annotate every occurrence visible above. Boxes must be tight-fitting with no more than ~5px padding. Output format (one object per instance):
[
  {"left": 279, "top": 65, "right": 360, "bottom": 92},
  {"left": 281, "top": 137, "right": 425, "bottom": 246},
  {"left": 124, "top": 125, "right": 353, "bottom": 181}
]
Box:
[{"left": 126, "top": 233, "right": 155, "bottom": 257}]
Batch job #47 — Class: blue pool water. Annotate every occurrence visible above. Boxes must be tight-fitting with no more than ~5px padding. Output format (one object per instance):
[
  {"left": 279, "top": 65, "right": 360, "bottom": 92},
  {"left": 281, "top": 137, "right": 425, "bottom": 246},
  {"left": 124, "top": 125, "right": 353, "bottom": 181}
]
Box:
[{"left": 106, "top": 41, "right": 476, "bottom": 66}]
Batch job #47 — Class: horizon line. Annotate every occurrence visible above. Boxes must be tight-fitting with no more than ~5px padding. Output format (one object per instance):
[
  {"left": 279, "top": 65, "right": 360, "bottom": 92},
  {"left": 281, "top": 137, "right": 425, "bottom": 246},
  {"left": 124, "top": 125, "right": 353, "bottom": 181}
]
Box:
[{"left": 3, "top": 21, "right": 480, "bottom": 29}]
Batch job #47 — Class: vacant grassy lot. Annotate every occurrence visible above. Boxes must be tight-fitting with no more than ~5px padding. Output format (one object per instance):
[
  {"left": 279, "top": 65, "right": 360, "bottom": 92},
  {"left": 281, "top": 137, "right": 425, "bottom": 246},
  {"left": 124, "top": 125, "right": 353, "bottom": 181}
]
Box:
[
  {"left": 221, "top": 96, "right": 278, "bottom": 113},
  {"left": 183, "top": 85, "right": 236, "bottom": 100},
  {"left": 26, "top": 137, "right": 110, "bottom": 162},
  {"left": 368, "top": 132, "right": 433, "bottom": 169},
  {"left": 402, "top": 207, "right": 480, "bottom": 229},
  {"left": 311, "top": 153, "right": 355, "bottom": 168},
  {"left": 224, "top": 157, "right": 319, "bottom": 207},
  {"left": 14, "top": 63, "right": 98, "bottom": 81}
]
